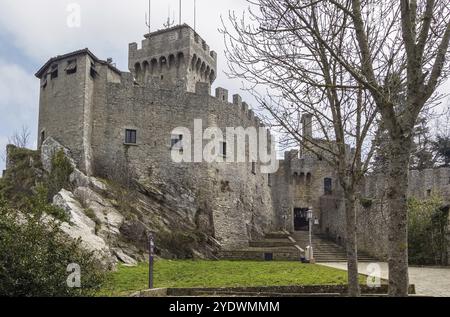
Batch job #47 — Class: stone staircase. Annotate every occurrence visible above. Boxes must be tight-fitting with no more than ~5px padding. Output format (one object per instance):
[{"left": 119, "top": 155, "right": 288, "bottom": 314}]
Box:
[
  {"left": 218, "top": 231, "right": 378, "bottom": 263},
  {"left": 218, "top": 232, "right": 303, "bottom": 261},
  {"left": 291, "top": 231, "right": 377, "bottom": 263}
]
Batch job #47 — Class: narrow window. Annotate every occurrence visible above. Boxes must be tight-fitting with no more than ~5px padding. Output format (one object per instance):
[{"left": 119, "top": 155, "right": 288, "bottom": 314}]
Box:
[
  {"left": 50, "top": 64, "right": 58, "bottom": 79},
  {"left": 90, "top": 62, "right": 98, "bottom": 78},
  {"left": 252, "top": 162, "right": 256, "bottom": 175},
  {"left": 426, "top": 189, "right": 432, "bottom": 197},
  {"left": 268, "top": 174, "right": 272, "bottom": 187},
  {"left": 324, "top": 178, "right": 332, "bottom": 195},
  {"left": 65, "top": 59, "right": 77, "bottom": 75},
  {"left": 171, "top": 134, "right": 183, "bottom": 151},
  {"left": 41, "top": 76, "right": 48, "bottom": 89},
  {"left": 220, "top": 141, "right": 227, "bottom": 157},
  {"left": 125, "top": 129, "right": 137, "bottom": 144},
  {"left": 40, "top": 130, "right": 45, "bottom": 147}
]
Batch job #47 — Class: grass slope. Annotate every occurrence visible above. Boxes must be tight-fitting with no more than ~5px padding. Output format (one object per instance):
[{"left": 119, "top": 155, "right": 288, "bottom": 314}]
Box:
[{"left": 100, "top": 260, "right": 365, "bottom": 296}]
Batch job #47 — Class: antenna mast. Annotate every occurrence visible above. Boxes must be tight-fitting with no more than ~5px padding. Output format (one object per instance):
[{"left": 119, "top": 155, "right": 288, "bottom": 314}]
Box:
[
  {"left": 164, "top": 5, "right": 175, "bottom": 28},
  {"left": 145, "top": 0, "right": 151, "bottom": 34},
  {"left": 179, "top": 0, "right": 182, "bottom": 25},
  {"left": 194, "top": 0, "right": 197, "bottom": 31}
]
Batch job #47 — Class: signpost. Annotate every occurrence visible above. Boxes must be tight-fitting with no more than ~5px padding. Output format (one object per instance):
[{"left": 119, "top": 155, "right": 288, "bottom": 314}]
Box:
[
  {"left": 148, "top": 233, "right": 155, "bottom": 289},
  {"left": 307, "top": 207, "right": 314, "bottom": 262}
]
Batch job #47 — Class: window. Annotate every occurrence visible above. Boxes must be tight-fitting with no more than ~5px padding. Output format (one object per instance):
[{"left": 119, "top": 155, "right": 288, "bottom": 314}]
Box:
[
  {"left": 50, "top": 64, "right": 58, "bottom": 79},
  {"left": 171, "top": 134, "right": 183, "bottom": 151},
  {"left": 251, "top": 162, "right": 256, "bottom": 175},
  {"left": 125, "top": 129, "right": 137, "bottom": 144},
  {"left": 65, "top": 59, "right": 77, "bottom": 75},
  {"left": 427, "top": 189, "right": 432, "bottom": 197},
  {"left": 41, "top": 76, "right": 48, "bottom": 89},
  {"left": 220, "top": 141, "right": 227, "bottom": 157},
  {"left": 324, "top": 178, "right": 332, "bottom": 195},
  {"left": 268, "top": 174, "right": 272, "bottom": 187},
  {"left": 40, "top": 130, "right": 45, "bottom": 147},
  {"left": 90, "top": 62, "right": 98, "bottom": 78}
]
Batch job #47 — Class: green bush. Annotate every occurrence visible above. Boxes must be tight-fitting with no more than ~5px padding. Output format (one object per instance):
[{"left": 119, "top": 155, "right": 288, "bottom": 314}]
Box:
[
  {"left": 408, "top": 195, "right": 449, "bottom": 265},
  {"left": 156, "top": 230, "right": 206, "bottom": 259},
  {"left": 0, "top": 147, "right": 41, "bottom": 208},
  {"left": 47, "top": 150, "right": 74, "bottom": 200},
  {"left": 0, "top": 200, "right": 106, "bottom": 297}
]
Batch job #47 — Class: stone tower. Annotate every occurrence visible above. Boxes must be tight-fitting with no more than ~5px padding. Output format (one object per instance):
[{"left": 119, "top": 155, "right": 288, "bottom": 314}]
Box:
[{"left": 129, "top": 24, "right": 218, "bottom": 92}]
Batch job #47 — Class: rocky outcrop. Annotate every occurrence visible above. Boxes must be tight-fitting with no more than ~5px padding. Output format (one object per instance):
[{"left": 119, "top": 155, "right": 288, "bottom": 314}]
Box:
[
  {"left": 40, "top": 137, "right": 220, "bottom": 266},
  {"left": 41, "top": 138, "right": 143, "bottom": 266},
  {"left": 54, "top": 189, "right": 115, "bottom": 265}
]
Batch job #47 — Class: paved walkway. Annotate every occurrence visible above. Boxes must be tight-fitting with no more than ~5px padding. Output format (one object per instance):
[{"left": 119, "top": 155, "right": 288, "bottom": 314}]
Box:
[{"left": 320, "top": 262, "right": 450, "bottom": 297}]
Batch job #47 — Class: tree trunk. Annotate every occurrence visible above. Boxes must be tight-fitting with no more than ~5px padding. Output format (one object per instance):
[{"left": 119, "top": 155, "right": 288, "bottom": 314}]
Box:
[
  {"left": 345, "top": 191, "right": 361, "bottom": 297},
  {"left": 387, "top": 136, "right": 412, "bottom": 296}
]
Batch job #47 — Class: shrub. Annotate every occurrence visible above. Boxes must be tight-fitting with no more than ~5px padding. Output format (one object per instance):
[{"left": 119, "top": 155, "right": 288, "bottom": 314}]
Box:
[
  {"left": 156, "top": 230, "right": 205, "bottom": 259},
  {"left": 0, "top": 147, "right": 41, "bottom": 208},
  {"left": 360, "top": 197, "right": 373, "bottom": 209},
  {"left": 408, "top": 195, "right": 449, "bottom": 265},
  {"left": 47, "top": 150, "right": 74, "bottom": 200},
  {"left": 0, "top": 201, "right": 106, "bottom": 297}
]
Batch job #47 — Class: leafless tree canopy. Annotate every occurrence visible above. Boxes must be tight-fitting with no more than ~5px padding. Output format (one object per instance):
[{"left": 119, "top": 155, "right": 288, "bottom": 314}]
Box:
[
  {"left": 222, "top": 0, "right": 450, "bottom": 296},
  {"left": 8, "top": 126, "right": 31, "bottom": 149}
]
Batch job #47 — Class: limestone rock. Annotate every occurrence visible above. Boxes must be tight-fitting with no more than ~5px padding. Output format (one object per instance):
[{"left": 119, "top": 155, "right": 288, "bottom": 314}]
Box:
[
  {"left": 113, "top": 248, "right": 138, "bottom": 266},
  {"left": 53, "top": 189, "right": 114, "bottom": 265},
  {"left": 40, "top": 137, "right": 76, "bottom": 173},
  {"left": 74, "top": 186, "right": 124, "bottom": 239}
]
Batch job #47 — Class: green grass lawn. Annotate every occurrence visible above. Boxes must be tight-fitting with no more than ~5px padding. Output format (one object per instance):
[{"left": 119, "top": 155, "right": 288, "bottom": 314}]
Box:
[{"left": 99, "top": 260, "right": 366, "bottom": 297}]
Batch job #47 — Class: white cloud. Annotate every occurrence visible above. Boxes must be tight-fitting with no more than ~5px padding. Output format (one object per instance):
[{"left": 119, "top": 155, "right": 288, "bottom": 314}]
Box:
[
  {"left": 0, "top": 0, "right": 256, "bottom": 100},
  {"left": 0, "top": 59, "right": 39, "bottom": 172}
]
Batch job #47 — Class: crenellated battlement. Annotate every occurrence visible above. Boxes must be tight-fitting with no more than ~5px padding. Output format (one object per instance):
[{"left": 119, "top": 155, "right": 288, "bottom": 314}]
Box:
[{"left": 129, "top": 24, "right": 217, "bottom": 92}]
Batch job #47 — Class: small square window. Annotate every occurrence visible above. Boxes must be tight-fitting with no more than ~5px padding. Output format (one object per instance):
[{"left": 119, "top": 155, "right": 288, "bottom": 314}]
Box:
[
  {"left": 171, "top": 134, "right": 183, "bottom": 150},
  {"left": 65, "top": 59, "right": 77, "bottom": 74},
  {"left": 125, "top": 129, "right": 137, "bottom": 144},
  {"left": 220, "top": 142, "right": 227, "bottom": 157}
]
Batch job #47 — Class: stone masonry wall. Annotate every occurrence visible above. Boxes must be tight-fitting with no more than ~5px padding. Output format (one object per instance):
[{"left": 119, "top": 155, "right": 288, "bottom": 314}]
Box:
[
  {"left": 89, "top": 76, "right": 275, "bottom": 249},
  {"left": 321, "top": 168, "right": 450, "bottom": 261}
]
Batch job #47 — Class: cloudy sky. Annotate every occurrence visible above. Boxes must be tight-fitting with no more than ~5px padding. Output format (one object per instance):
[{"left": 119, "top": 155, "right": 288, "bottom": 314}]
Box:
[
  {"left": 0, "top": 0, "right": 449, "bottom": 173},
  {"left": 0, "top": 0, "right": 253, "bottom": 171}
]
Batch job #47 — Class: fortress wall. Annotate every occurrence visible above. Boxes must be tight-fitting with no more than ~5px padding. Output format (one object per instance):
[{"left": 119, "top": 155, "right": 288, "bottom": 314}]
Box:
[
  {"left": 90, "top": 80, "right": 275, "bottom": 249},
  {"left": 320, "top": 168, "right": 450, "bottom": 260},
  {"left": 272, "top": 147, "right": 341, "bottom": 234}
]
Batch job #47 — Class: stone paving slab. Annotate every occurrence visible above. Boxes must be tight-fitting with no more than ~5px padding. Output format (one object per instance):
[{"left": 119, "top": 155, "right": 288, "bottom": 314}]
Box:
[{"left": 319, "top": 262, "right": 450, "bottom": 297}]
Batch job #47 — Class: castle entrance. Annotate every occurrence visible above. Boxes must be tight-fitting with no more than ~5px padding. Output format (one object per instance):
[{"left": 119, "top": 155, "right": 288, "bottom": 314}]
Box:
[{"left": 294, "top": 208, "right": 309, "bottom": 231}]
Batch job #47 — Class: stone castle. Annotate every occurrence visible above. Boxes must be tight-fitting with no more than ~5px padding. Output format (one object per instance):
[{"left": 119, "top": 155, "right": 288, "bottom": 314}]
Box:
[{"left": 33, "top": 24, "right": 449, "bottom": 262}]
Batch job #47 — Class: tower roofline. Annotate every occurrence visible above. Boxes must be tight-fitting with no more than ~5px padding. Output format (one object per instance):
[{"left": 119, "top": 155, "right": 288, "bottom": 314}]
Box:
[
  {"left": 143, "top": 23, "right": 193, "bottom": 39},
  {"left": 35, "top": 48, "right": 121, "bottom": 79}
]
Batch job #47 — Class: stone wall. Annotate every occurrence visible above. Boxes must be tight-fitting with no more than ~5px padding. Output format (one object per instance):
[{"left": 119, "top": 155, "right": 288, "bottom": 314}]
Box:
[
  {"left": 85, "top": 70, "right": 275, "bottom": 249},
  {"left": 320, "top": 168, "right": 450, "bottom": 261},
  {"left": 272, "top": 147, "right": 341, "bottom": 234}
]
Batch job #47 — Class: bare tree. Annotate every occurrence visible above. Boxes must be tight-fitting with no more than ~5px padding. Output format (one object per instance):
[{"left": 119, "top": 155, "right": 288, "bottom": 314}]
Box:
[
  {"left": 8, "top": 126, "right": 31, "bottom": 149},
  {"left": 282, "top": 0, "right": 450, "bottom": 296},
  {"left": 222, "top": 1, "right": 379, "bottom": 296},
  {"left": 224, "top": 0, "right": 450, "bottom": 296}
]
